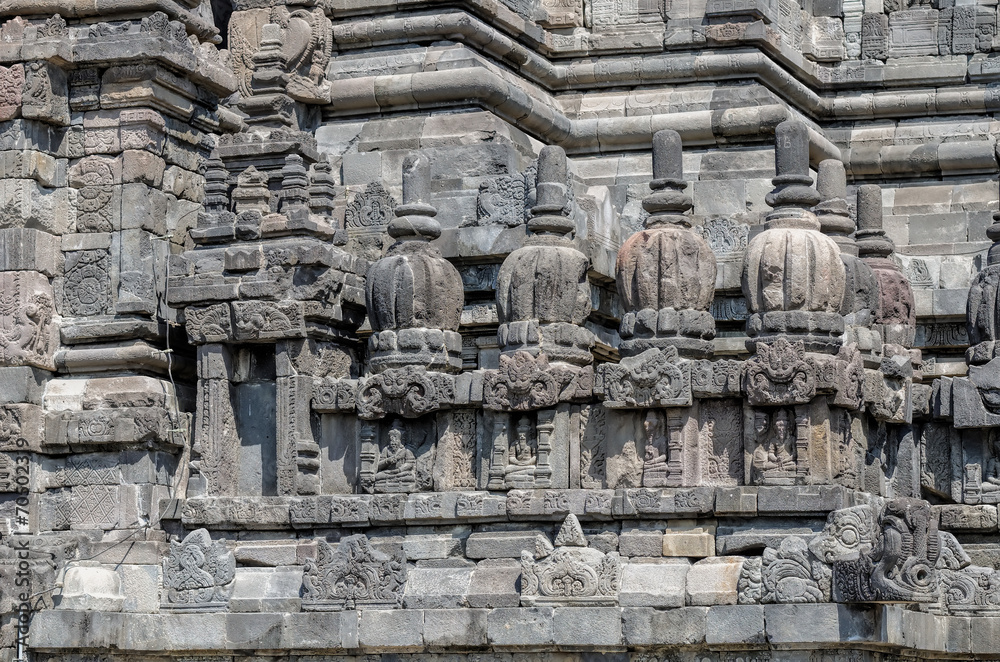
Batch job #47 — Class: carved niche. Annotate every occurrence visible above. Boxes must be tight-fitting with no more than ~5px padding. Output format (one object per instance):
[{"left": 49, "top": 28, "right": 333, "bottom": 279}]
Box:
[
  {"left": 359, "top": 419, "right": 436, "bottom": 493},
  {"left": 698, "top": 399, "right": 743, "bottom": 486},
  {"left": 520, "top": 514, "right": 622, "bottom": 606},
  {"left": 747, "top": 407, "right": 802, "bottom": 484},
  {"left": 301, "top": 534, "right": 407, "bottom": 610},
  {"left": 161, "top": 528, "right": 236, "bottom": 610},
  {"left": 486, "top": 413, "right": 555, "bottom": 490},
  {"left": 962, "top": 429, "right": 1000, "bottom": 505}
]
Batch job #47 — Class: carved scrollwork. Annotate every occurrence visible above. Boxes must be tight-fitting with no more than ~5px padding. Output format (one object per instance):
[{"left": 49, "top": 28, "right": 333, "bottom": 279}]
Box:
[
  {"left": 597, "top": 347, "right": 691, "bottom": 408},
  {"left": 301, "top": 535, "right": 406, "bottom": 611},
  {"left": 520, "top": 514, "right": 622, "bottom": 606},
  {"left": 162, "top": 529, "right": 235, "bottom": 610},
  {"left": 356, "top": 367, "right": 454, "bottom": 419},
  {"left": 311, "top": 378, "right": 358, "bottom": 413},
  {"left": 743, "top": 337, "right": 816, "bottom": 406}
]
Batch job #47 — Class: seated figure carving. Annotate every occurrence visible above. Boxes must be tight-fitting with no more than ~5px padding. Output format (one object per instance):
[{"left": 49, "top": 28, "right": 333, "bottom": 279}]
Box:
[
  {"left": 980, "top": 435, "right": 1000, "bottom": 500},
  {"left": 506, "top": 417, "right": 537, "bottom": 487},
  {"left": 641, "top": 410, "right": 670, "bottom": 487},
  {"left": 752, "top": 409, "right": 796, "bottom": 482},
  {"left": 373, "top": 422, "right": 416, "bottom": 492}
]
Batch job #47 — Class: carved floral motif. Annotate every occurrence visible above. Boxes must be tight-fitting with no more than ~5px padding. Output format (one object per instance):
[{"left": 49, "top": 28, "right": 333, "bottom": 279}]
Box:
[
  {"left": 301, "top": 535, "right": 406, "bottom": 610},
  {"left": 520, "top": 514, "right": 622, "bottom": 605}
]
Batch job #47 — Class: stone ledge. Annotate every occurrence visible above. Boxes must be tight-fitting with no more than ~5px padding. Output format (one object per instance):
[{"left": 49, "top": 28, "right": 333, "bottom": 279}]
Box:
[
  {"left": 26, "top": 605, "right": 971, "bottom": 654},
  {"left": 173, "top": 486, "right": 859, "bottom": 529}
]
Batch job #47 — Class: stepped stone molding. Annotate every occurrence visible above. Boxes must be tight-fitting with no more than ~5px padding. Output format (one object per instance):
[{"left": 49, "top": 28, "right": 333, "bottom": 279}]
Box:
[{"left": 7, "top": 0, "right": 1000, "bottom": 658}]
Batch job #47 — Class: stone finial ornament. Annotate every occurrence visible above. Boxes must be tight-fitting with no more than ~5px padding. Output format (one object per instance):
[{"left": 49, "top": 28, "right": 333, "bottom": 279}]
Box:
[
  {"left": 814, "top": 159, "right": 880, "bottom": 344},
  {"left": 856, "top": 184, "right": 916, "bottom": 348},
  {"left": 743, "top": 121, "right": 846, "bottom": 353},
  {"left": 364, "top": 153, "right": 464, "bottom": 373},
  {"left": 966, "top": 197, "right": 1000, "bottom": 366},
  {"left": 495, "top": 145, "right": 595, "bottom": 367},
  {"left": 615, "top": 129, "right": 717, "bottom": 359}
]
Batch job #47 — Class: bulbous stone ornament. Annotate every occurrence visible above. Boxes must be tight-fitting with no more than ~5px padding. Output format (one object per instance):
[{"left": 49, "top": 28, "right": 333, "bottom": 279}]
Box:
[
  {"left": 615, "top": 129, "right": 716, "bottom": 359},
  {"left": 856, "top": 184, "right": 916, "bottom": 349},
  {"left": 743, "top": 121, "right": 846, "bottom": 353},
  {"left": 814, "top": 159, "right": 880, "bottom": 350},
  {"left": 365, "top": 154, "right": 464, "bottom": 372},
  {"left": 495, "top": 145, "right": 595, "bottom": 366},
  {"left": 966, "top": 201, "right": 1000, "bottom": 365}
]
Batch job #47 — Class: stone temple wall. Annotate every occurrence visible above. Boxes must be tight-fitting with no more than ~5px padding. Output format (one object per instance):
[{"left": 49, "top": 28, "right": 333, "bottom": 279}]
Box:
[{"left": 4, "top": 0, "right": 1000, "bottom": 659}]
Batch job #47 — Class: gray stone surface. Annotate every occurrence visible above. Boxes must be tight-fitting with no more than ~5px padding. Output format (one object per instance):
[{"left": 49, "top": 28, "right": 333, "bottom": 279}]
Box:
[{"left": 10, "top": 0, "right": 1000, "bottom": 660}]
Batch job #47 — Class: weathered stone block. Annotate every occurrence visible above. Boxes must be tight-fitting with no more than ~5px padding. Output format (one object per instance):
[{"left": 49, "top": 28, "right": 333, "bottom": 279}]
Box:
[
  {"left": 467, "top": 560, "right": 521, "bottom": 608},
  {"left": 765, "top": 604, "right": 876, "bottom": 644},
  {"left": 622, "top": 606, "right": 708, "bottom": 645},
  {"left": 423, "top": 608, "right": 488, "bottom": 647},
  {"left": 619, "top": 560, "right": 689, "bottom": 607},
  {"left": 706, "top": 605, "right": 766, "bottom": 644},
  {"left": 686, "top": 556, "right": 744, "bottom": 605},
  {"left": 358, "top": 609, "right": 424, "bottom": 650},
  {"left": 552, "top": 607, "right": 623, "bottom": 646},
  {"left": 487, "top": 607, "right": 554, "bottom": 647},
  {"left": 402, "top": 566, "right": 473, "bottom": 609}
]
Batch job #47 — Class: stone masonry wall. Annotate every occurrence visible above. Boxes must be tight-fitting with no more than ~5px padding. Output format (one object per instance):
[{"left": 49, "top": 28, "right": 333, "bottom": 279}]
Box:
[{"left": 3, "top": 0, "right": 1000, "bottom": 659}]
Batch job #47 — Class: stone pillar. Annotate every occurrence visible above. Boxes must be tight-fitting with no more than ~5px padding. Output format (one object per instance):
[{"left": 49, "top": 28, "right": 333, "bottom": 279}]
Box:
[
  {"left": 484, "top": 145, "right": 595, "bottom": 490},
  {"left": 359, "top": 153, "right": 466, "bottom": 493}
]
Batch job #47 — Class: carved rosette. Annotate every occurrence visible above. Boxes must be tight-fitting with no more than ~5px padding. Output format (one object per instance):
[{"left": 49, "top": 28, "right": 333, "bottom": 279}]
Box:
[
  {"left": 356, "top": 366, "right": 455, "bottom": 419},
  {"left": 596, "top": 347, "right": 692, "bottom": 408},
  {"left": 301, "top": 534, "right": 407, "bottom": 611}
]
